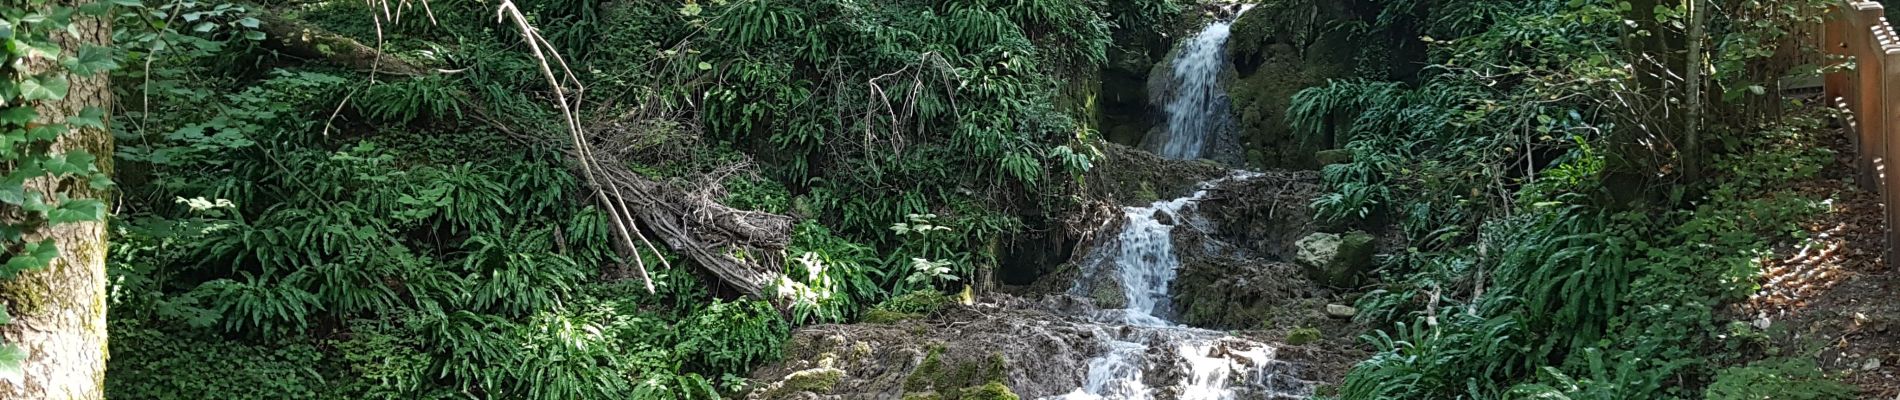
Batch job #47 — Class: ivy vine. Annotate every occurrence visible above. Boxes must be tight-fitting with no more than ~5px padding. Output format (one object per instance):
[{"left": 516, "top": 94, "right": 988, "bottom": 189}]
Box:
[{"left": 1, "top": 0, "right": 125, "bottom": 379}]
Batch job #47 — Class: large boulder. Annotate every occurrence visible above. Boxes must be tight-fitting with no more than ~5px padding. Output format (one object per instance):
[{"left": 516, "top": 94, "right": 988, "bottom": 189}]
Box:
[{"left": 1293, "top": 232, "right": 1376, "bottom": 288}]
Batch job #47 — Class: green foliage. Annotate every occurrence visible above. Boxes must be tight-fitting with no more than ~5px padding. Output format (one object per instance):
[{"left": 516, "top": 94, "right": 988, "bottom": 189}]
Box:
[
  {"left": 106, "top": 320, "right": 333, "bottom": 400},
  {"left": 1310, "top": 1, "right": 1849, "bottom": 398},
  {"left": 1703, "top": 358, "right": 1855, "bottom": 400},
  {"left": 355, "top": 76, "right": 465, "bottom": 124},
  {"left": 675, "top": 299, "right": 790, "bottom": 374}
]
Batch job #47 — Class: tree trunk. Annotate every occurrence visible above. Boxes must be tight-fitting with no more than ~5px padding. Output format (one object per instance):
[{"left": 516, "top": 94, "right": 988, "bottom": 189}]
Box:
[{"left": 0, "top": 1, "right": 113, "bottom": 398}]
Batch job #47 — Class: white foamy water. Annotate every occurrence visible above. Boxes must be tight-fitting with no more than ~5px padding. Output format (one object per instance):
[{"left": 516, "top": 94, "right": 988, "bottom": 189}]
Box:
[
  {"left": 1149, "top": 7, "right": 1246, "bottom": 161},
  {"left": 1051, "top": 171, "right": 1309, "bottom": 400}
]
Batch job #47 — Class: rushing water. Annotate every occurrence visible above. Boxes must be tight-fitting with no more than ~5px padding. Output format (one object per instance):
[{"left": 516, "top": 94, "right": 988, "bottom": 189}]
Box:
[
  {"left": 1148, "top": 8, "right": 1245, "bottom": 161},
  {"left": 1051, "top": 172, "right": 1309, "bottom": 400}
]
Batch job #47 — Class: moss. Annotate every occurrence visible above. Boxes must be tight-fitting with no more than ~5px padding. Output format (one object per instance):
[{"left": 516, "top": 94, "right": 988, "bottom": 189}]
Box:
[
  {"left": 875, "top": 291, "right": 953, "bottom": 315},
  {"left": 1315, "top": 148, "right": 1353, "bottom": 165},
  {"left": 0, "top": 276, "right": 46, "bottom": 318},
  {"left": 758, "top": 367, "right": 844, "bottom": 399},
  {"left": 863, "top": 309, "right": 921, "bottom": 324},
  {"left": 960, "top": 382, "right": 1020, "bottom": 400},
  {"left": 1286, "top": 327, "right": 1321, "bottom": 346},
  {"left": 903, "top": 348, "right": 1016, "bottom": 400},
  {"left": 904, "top": 346, "right": 947, "bottom": 393}
]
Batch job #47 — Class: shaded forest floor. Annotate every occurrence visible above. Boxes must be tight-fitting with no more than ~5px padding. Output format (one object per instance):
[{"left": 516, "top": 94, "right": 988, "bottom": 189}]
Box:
[{"left": 1744, "top": 121, "right": 1900, "bottom": 398}]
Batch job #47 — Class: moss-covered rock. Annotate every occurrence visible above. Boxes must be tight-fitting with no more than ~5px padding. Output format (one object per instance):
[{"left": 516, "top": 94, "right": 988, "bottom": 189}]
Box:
[
  {"left": 755, "top": 367, "right": 845, "bottom": 399},
  {"left": 1315, "top": 148, "right": 1353, "bottom": 165},
  {"left": 902, "top": 348, "right": 1019, "bottom": 400},
  {"left": 1294, "top": 231, "right": 1376, "bottom": 287},
  {"left": 1221, "top": 1, "right": 1383, "bottom": 169},
  {"left": 1085, "top": 274, "right": 1127, "bottom": 309},
  {"left": 1286, "top": 327, "right": 1322, "bottom": 346}
]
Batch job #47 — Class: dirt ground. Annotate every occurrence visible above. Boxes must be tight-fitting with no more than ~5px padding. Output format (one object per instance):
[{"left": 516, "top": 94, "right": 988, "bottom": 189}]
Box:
[{"left": 1743, "top": 130, "right": 1900, "bottom": 399}]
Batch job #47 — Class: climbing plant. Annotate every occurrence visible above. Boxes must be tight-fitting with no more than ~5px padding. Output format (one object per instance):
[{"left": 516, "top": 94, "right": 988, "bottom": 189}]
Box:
[{"left": 1, "top": 0, "right": 122, "bottom": 380}]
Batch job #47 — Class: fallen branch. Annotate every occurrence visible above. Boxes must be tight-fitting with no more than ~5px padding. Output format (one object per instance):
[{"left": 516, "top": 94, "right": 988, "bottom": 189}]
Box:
[{"left": 494, "top": 1, "right": 791, "bottom": 299}]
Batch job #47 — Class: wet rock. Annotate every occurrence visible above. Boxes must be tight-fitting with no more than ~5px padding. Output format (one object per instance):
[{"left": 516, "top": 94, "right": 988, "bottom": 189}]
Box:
[
  {"left": 1087, "top": 142, "right": 1227, "bottom": 207},
  {"left": 1295, "top": 231, "right": 1376, "bottom": 288},
  {"left": 1171, "top": 256, "right": 1318, "bottom": 330}
]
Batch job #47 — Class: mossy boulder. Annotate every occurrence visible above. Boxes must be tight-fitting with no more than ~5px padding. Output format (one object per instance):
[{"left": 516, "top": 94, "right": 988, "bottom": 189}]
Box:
[
  {"left": 1294, "top": 231, "right": 1376, "bottom": 287},
  {"left": 903, "top": 348, "right": 1020, "bottom": 400},
  {"left": 1286, "top": 327, "right": 1322, "bottom": 346},
  {"left": 1315, "top": 148, "right": 1353, "bottom": 165},
  {"left": 1084, "top": 273, "right": 1127, "bottom": 309},
  {"left": 754, "top": 367, "right": 845, "bottom": 399}
]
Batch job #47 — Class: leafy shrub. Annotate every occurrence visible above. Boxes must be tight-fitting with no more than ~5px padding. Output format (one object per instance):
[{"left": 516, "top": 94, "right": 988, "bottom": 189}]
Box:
[
  {"left": 107, "top": 321, "right": 334, "bottom": 399},
  {"left": 675, "top": 299, "right": 791, "bottom": 374}
]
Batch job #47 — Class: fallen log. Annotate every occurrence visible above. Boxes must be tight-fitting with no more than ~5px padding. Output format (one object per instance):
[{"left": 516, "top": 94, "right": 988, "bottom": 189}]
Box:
[{"left": 253, "top": 12, "right": 432, "bottom": 77}]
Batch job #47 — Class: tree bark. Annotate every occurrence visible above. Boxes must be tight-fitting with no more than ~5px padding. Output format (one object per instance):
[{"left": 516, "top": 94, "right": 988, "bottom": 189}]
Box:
[{"left": 0, "top": 1, "right": 113, "bottom": 398}]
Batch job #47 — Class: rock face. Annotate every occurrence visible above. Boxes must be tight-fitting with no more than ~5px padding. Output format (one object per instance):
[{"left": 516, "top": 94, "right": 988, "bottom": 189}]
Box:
[
  {"left": 1293, "top": 231, "right": 1376, "bottom": 288},
  {"left": 748, "top": 300, "right": 1101, "bottom": 400}
]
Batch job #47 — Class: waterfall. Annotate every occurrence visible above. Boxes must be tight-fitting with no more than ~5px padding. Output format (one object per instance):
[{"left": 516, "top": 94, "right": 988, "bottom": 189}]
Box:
[
  {"left": 1148, "top": 8, "right": 1244, "bottom": 161},
  {"left": 1047, "top": 7, "right": 1317, "bottom": 397},
  {"left": 1050, "top": 172, "right": 1310, "bottom": 400}
]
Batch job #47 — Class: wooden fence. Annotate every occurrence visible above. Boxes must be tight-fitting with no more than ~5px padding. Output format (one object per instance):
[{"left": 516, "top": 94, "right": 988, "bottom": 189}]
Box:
[{"left": 1824, "top": 1, "right": 1900, "bottom": 265}]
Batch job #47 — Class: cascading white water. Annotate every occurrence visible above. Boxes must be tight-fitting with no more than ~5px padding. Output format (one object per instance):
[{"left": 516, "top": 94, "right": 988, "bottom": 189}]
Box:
[
  {"left": 1149, "top": 8, "right": 1245, "bottom": 161},
  {"left": 1051, "top": 172, "right": 1309, "bottom": 400},
  {"left": 1050, "top": 8, "right": 1319, "bottom": 396}
]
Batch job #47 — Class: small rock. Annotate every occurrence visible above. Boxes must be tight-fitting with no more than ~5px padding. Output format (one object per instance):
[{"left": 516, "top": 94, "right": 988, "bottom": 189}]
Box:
[
  {"left": 1753, "top": 317, "right": 1772, "bottom": 330},
  {"left": 1865, "top": 358, "right": 1882, "bottom": 371},
  {"left": 1325, "top": 304, "right": 1357, "bottom": 318},
  {"left": 1153, "top": 209, "right": 1175, "bottom": 225}
]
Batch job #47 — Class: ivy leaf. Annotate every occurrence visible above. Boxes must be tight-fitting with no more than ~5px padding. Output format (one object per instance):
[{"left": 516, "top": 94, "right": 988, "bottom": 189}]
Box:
[
  {"left": 19, "top": 75, "right": 69, "bottom": 101},
  {"left": 698, "top": 61, "right": 713, "bottom": 71},
  {"left": 47, "top": 199, "right": 104, "bottom": 224},
  {"left": 65, "top": 107, "right": 104, "bottom": 129},
  {"left": 60, "top": 46, "right": 117, "bottom": 76},
  {"left": 236, "top": 17, "right": 259, "bottom": 28},
  {"left": 0, "top": 344, "right": 23, "bottom": 386},
  {"left": 2, "top": 239, "right": 58, "bottom": 278},
  {"left": 0, "top": 20, "right": 13, "bottom": 40},
  {"left": 87, "top": 173, "right": 114, "bottom": 191},
  {"left": 0, "top": 182, "right": 24, "bottom": 206},
  {"left": 107, "top": 0, "right": 142, "bottom": 6},
  {"left": 243, "top": 31, "right": 265, "bottom": 41},
  {"left": 0, "top": 107, "right": 35, "bottom": 126},
  {"left": 43, "top": 151, "right": 98, "bottom": 175}
]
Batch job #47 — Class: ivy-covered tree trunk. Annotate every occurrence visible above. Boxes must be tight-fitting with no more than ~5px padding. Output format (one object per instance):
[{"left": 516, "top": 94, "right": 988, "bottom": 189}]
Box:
[{"left": 1, "top": 0, "right": 113, "bottom": 398}]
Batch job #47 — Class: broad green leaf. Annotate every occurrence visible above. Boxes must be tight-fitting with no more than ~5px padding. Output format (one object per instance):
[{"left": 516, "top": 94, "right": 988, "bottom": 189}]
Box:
[
  {"left": 19, "top": 75, "right": 69, "bottom": 101},
  {"left": 2, "top": 239, "right": 57, "bottom": 277},
  {"left": 60, "top": 46, "right": 117, "bottom": 76},
  {"left": 0, "top": 107, "right": 34, "bottom": 126},
  {"left": 0, "top": 345, "right": 23, "bottom": 384},
  {"left": 0, "top": 20, "right": 12, "bottom": 40},
  {"left": 47, "top": 199, "right": 104, "bottom": 224},
  {"left": 236, "top": 17, "right": 259, "bottom": 28},
  {"left": 43, "top": 151, "right": 98, "bottom": 175},
  {"left": 65, "top": 107, "right": 103, "bottom": 129},
  {"left": 243, "top": 31, "right": 265, "bottom": 41}
]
